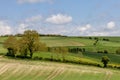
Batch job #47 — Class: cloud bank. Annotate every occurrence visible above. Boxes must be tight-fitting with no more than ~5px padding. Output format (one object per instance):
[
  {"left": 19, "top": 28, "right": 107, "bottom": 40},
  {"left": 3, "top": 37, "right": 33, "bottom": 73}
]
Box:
[{"left": 0, "top": 15, "right": 119, "bottom": 36}]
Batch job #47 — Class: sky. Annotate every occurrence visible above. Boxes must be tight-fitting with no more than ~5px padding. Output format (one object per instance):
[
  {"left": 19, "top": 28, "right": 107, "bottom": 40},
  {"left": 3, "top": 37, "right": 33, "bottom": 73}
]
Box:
[{"left": 0, "top": 0, "right": 120, "bottom": 36}]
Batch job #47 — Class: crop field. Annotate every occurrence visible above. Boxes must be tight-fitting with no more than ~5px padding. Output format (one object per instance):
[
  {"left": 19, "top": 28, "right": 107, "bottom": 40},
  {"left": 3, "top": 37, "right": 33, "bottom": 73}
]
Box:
[{"left": 0, "top": 56, "right": 120, "bottom": 80}]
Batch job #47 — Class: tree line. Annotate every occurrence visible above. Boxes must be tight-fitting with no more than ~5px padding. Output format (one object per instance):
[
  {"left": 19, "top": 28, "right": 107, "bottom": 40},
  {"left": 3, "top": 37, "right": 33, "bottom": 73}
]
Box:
[{"left": 3, "top": 30, "right": 69, "bottom": 61}]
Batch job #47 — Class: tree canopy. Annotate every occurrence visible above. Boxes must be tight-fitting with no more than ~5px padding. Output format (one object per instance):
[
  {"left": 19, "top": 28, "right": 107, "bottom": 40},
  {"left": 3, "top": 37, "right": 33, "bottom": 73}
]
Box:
[
  {"left": 3, "top": 30, "right": 47, "bottom": 58},
  {"left": 101, "top": 56, "right": 110, "bottom": 68}
]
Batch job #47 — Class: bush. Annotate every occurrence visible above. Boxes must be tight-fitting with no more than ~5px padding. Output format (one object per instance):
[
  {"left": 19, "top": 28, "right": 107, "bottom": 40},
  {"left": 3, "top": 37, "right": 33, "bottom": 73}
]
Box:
[
  {"left": 33, "top": 56, "right": 43, "bottom": 60},
  {"left": 97, "top": 51, "right": 103, "bottom": 53},
  {"left": 116, "top": 48, "right": 120, "bottom": 55},
  {"left": 104, "top": 50, "right": 108, "bottom": 54}
]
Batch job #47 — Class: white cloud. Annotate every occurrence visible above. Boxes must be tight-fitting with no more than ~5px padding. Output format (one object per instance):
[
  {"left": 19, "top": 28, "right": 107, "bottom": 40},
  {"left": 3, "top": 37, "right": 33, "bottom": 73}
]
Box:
[
  {"left": 18, "top": 23, "right": 28, "bottom": 33},
  {"left": 0, "top": 21, "right": 12, "bottom": 35},
  {"left": 107, "top": 21, "right": 115, "bottom": 29},
  {"left": 25, "top": 15, "right": 42, "bottom": 23},
  {"left": 46, "top": 14, "right": 72, "bottom": 24},
  {"left": 17, "top": 0, "right": 53, "bottom": 4},
  {"left": 77, "top": 24, "right": 91, "bottom": 32}
]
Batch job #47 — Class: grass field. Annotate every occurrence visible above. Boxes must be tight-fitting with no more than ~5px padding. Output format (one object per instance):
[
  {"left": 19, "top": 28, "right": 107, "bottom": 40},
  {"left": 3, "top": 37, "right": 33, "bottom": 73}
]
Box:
[
  {"left": 40, "top": 36, "right": 120, "bottom": 53},
  {"left": 0, "top": 36, "right": 120, "bottom": 64},
  {"left": 0, "top": 56, "right": 120, "bottom": 80},
  {"left": 0, "top": 36, "right": 120, "bottom": 53},
  {"left": 0, "top": 36, "right": 120, "bottom": 80}
]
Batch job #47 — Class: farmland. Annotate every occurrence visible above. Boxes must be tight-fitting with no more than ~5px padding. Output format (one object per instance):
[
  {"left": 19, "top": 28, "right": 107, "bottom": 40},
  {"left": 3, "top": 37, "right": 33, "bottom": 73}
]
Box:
[
  {"left": 0, "top": 36, "right": 120, "bottom": 64},
  {"left": 0, "top": 36, "right": 120, "bottom": 80},
  {"left": 0, "top": 56, "right": 120, "bottom": 80}
]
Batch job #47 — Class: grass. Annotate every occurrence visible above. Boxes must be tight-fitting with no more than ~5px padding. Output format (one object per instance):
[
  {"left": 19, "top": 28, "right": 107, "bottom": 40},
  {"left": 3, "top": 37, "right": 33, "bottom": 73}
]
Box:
[
  {"left": 40, "top": 36, "right": 120, "bottom": 53},
  {"left": 0, "top": 36, "right": 120, "bottom": 65},
  {"left": 0, "top": 56, "right": 120, "bottom": 80},
  {"left": 83, "top": 52, "right": 120, "bottom": 64},
  {"left": 33, "top": 51, "right": 98, "bottom": 64},
  {"left": 0, "top": 36, "right": 120, "bottom": 80}
]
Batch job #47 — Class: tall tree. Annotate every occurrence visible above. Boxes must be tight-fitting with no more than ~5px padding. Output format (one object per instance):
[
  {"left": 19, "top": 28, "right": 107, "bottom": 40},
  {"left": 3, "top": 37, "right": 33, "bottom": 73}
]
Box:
[
  {"left": 18, "top": 38, "right": 28, "bottom": 57},
  {"left": 101, "top": 56, "right": 110, "bottom": 68},
  {"left": 21, "top": 30, "right": 45, "bottom": 58},
  {"left": 3, "top": 36, "right": 18, "bottom": 57}
]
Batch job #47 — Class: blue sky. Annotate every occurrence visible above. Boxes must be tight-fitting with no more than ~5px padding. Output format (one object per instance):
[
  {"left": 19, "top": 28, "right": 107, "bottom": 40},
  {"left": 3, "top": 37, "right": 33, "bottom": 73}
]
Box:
[{"left": 0, "top": 0, "right": 120, "bottom": 36}]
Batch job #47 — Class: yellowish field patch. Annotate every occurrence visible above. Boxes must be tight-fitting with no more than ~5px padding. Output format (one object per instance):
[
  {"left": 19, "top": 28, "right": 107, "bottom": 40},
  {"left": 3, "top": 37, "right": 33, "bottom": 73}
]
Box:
[{"left": 0, "top": 56, "right": 120, "bottom": 80}]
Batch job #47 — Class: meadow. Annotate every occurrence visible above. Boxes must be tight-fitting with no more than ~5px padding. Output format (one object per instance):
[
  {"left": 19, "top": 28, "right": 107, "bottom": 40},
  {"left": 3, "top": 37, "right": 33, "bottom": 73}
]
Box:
[
  {"left": 0, "top": 36, "right": 120, "bottom": 64},
  {"left": 0, "top": 36, "right": 120, "bottom": 80},
  {"left": 40, "top": 36, "right": 120, "bottom": 53}
]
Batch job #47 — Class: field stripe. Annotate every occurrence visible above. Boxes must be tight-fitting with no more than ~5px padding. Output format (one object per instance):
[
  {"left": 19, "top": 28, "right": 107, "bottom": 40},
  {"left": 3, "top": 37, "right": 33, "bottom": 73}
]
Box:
[
  {"left": 17, "top": 65, "right": 34, "bottom": 80},
  {"left": 0, "top": 64, "right": 9, "bottom": 75},
  {"left": 45, "top": 67, "right": 64, "bottom": 80},
  {"left": 32, "top": 66, "right": 53, "bottom": 80},
  {"left": 2, "top": 65, "right": 23, "bottom": 80}
]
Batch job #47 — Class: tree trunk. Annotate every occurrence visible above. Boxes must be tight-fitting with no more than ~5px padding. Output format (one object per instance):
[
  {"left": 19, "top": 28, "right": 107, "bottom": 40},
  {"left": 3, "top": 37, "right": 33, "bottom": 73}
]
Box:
[
  {"left": 29, "top": 49, "right": 33, "bottom": 58},
  {"left": 104, "top": 62, "right": 107, "bottom": 68}
]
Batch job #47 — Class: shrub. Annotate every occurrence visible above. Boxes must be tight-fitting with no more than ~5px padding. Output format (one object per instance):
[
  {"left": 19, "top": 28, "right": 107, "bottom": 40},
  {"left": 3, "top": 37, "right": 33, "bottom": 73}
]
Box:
[
  {"left": 116, "top": 48, "right": 120, "bottom": 55},
  {"left": 97, "top": 51, "right": 103, "bottom": 53},
  {"left": 104, "top": 50, "right": 108, "bottom": 54}
]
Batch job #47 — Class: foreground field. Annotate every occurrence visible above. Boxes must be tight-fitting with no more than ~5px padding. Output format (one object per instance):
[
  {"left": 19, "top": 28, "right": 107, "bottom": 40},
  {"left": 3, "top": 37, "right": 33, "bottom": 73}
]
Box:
[{"left": 0, "top": 56, "right": 120, "bottom": 80}]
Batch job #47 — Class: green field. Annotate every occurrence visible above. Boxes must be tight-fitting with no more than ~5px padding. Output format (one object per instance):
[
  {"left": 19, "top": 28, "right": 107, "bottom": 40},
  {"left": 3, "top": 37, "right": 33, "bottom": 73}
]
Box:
[
  {"left": 0, "top": 56, "right": 120, "bottom": 80},
  {"left": 40, "top": 36, "right": 120, "bottom": 53},
  {"left": 0, "top": 36, "right": 120, "bottom": 64},
  {"left": 0, "top": 36, "right": 120, "bottom": 80}
]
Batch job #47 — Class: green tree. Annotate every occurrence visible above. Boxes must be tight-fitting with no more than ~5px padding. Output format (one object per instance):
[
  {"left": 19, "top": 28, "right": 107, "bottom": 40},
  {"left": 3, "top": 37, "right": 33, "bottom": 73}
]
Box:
[
  {"left": 18, "top": 38, "right": 28, "bottom": 57},
  {"left": 3, "top": 36, "right": 18, "bottom": 57},
  {"left": 116, "top": 48, "right": 120, "bottom": 55},
  {"left": 101, "top": 56, "right": 110, "bottom": 68},
  {"left": 51, "top": 47, "right": 59, "bottom": 59},
  {"left": 59, "top": 47, "right": 68, "bottom": 61},
  {"left": 20, "top": 30, "right": 46, "bottom": 58}
]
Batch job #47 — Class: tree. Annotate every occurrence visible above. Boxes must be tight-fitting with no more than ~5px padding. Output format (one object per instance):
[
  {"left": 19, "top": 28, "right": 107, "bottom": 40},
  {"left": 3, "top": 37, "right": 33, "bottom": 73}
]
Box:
[
  {"left": 101, "top": 56, "right": 110, "bottom": 68},
  {"left": 93, "top": 39, "right": 99, "bottom": 46},
  {"left": 52, "top": 47, "right": 60, "bottom": 59},
  {"left": 3, "top": 36, "right": 18, "bottom": 57},
  {"left": 59, "top": 47, "right": 68, "bottom": 61},
  {"left": 21, "top": 30, "right": 44, "bottom": 58},
  {"left": 18, "top": 38, "right": 28, "bottom": 58},
  {"left": 116, "top": 48, "right": 120, "bottom": 55}
]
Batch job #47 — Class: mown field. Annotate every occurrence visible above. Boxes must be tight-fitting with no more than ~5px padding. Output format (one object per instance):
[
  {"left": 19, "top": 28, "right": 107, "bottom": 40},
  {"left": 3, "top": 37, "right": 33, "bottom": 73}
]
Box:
[{"left": 0, "top": 56, "right": 120, "bottom": 80}]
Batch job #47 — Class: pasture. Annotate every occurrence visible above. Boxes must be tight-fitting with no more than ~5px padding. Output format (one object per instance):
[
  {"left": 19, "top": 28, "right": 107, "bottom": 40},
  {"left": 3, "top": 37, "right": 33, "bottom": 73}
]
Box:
[{"left": 40, "top": 36, "right": 120, "bottom": 53}]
